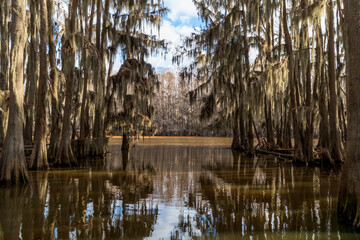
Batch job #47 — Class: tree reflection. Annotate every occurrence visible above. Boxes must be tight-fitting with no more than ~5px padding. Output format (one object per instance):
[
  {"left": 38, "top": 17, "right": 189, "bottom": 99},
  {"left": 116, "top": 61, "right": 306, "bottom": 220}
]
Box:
[
  {"left": 0, "top": 142, "right": 357, "bottom": 239},
  {"left": 0, "top": 185, "right": 29, "bottom": 240},
  {"left": 0, "top": 150, "right": 157, "bottom": 239},
  {"left": 171, "top": 150, "right": 354, "bottom": 239}
]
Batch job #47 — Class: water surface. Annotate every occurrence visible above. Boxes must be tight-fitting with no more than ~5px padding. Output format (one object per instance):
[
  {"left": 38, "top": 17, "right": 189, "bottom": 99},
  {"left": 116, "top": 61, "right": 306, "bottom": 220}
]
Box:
[{"left": 0, "top": 137, "right": 358, "bottom": 239}]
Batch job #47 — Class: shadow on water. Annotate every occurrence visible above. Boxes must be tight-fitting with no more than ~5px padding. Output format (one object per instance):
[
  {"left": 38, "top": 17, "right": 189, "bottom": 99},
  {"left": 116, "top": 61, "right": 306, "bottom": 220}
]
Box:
[{"left": 0, "top": 138, "right": 358, "bottom": 239}]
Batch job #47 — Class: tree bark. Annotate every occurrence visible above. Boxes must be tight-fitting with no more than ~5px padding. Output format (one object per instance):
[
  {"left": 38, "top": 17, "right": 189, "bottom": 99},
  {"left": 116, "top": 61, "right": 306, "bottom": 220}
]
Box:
[
  {"left": 93, "top": 0, "right": 106, "bottom": 139},
  {"left": 327, "top": 0, "right": 343, "bottom": 164},
  {"left": 242, "top": 11, "right": 253, "bottom": 154},
  {"left": 317, "top": 29, "right": 330, "bottom": 149},
  {"left": 0, "top": 0, "right": 9, "bottom": 145},
  {"left": 338, "top": 0, "right": 360, "bottom": 229},
  {"left": 282, "top": 0, "right": 304, "bottom": 163},
  {"left": 54, "top": 0, "right": 78, "bottom": 167},
  {"left": 301, "top": 0, "right": 314, "bottom": 163},
  {"left": 0, "top": 0, "right": 29, "bottom": 184},
  {"left": 121, "top": 95, "right": 133, "bottom": 150},
  {"left": 24, "top": 0, "right": 39, "bottom": 145},
  {"left": 265, "top": 97, "right": 275, "bottom": 147},
  {"left": 30, "top": 0, "right": 49, "bottom": 170},
  {"left": 47, "top": 0, "right": 62, "bottom": 161},
  {"left": 231, "top": 109, "right": 241, "bottom": 150},
  {"left": 80, "top": 0, "right": 94, "bottom": 140}
]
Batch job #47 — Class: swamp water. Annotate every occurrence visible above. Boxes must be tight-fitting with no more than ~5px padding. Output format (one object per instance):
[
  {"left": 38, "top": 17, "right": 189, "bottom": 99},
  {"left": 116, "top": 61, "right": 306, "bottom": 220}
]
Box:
[{"left": 0, "top": 137, "right": 358, "bottom": 239}]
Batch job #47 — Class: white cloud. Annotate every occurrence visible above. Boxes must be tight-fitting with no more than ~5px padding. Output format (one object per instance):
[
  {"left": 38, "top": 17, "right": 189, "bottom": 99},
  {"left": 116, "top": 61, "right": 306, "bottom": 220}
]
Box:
[
  {"left": 145, "top": 20, "right": 197, "bottom": 70},
  {"left": 111, "top": 1, "right": 200, "bottom": 72},
  {"left": 163, "top": 0, "right": 198, "bottom": 24}
]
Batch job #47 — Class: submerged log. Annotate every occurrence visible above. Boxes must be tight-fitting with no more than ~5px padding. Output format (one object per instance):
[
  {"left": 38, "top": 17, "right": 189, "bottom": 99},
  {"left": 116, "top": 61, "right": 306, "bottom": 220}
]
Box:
[{"left": 71, "top": 138, "right": 109, "bottom": 159}]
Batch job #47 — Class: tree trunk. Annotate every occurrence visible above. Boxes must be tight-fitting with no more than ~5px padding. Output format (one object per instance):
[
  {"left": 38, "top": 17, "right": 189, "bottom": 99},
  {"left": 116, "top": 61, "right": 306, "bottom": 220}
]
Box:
[
  {"left": 0, "top": 0, "right": 9, "bottom": 145},
  {"left": 265, "top": 97, "right": 275, "bottom": 147},
  {"left": 24, "top": 0, "right": 39, "bottom": 145},
  {"left": 337, "top": 0, "right": 360, "bottom": 229},
  {"left": 283, "top": 107, "right": 292, "bottom": 149},
  {"left": 0, "top": 0, "right": 29, "bottom": 184},
  {"left": 231, "top": 109, "right": 241, "bottom": 150},
  {"left": 317, "top": 29, "right": 330, "bottom": 149},
  {"left": 301, "top": 0, "right": 314, "bottom": 163},
  {"left": 30, "top": 0, "right": 49, "bottom": 170},
  {"left": 327, "top": 0, "right": 343, "bottom": 164},
  {"left": 54, "top": 0, "right": 78, "bottom": 167},
  {"left": 282, "top": 0, "right": 304, "bottom": 163},
  {"left": 80, "top": 0, "right": 94, "bottom": 140},
  {"left": 122, "top": 95, "right": 133, "bottom": 150},
  {"left": 122, "top": 132, "right": 130, "bottom": 151},
  {"left": 243, "top": 12, "right": 253, "bottom": 154},
  {"left": 239, "top": 106, "right": 246, "bottom": 147},
  {"left": 47, "top": 0, "right": 62, "bottom": 161},
  {"left": 93, "top": 0, "right": 106, "bottom": 139}
]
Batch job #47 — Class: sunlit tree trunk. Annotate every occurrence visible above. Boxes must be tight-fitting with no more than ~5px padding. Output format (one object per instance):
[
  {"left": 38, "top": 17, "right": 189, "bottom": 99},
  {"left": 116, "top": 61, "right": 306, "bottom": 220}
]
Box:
[
  {"left": 327, "top": 0, "right": 343, "bottom": 164},
  {"left": 0, "top": 0, "right": 9, "bottom": 145},
  {"left": 338, "top": 0, "right": 360, "bottom": 229},
  {"left": 24, "top": 0, "right": 39, "bottom": 145},
  {"left": 80, "top": 0, "right": 95, "bottom": 140},
  {"left": 54, "top": 0, "right": 78, "bottom": 167},
  {"left": 30, "top": 0, "right": 49, "bottom": 170},
  {"left": 0, "top": 0, "right": 29, "bottom": 184},
  {"left": 47, "top": 0, "right": 62, "bottom": 161},
  {"left": 93, "top": 0, "right": 106, "bottom": 139}
]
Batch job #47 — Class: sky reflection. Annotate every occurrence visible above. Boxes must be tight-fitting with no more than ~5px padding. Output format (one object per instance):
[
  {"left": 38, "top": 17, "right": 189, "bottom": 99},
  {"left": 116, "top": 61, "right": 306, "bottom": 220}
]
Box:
[{"left": 0, "top": 138, "right": 358, "bottom": 239}]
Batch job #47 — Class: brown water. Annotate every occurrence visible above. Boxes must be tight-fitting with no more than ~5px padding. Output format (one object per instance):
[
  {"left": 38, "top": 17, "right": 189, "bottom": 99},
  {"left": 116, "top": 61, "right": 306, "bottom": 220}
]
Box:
[{"left": 0, "top": 137, "right": 358, "bottom": 239}]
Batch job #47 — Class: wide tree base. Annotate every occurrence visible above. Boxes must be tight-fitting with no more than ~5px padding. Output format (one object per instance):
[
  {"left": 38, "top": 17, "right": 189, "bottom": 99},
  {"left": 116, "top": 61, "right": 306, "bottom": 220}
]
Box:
[
  {"left": 0, "top": 150, "right": 28, "bottom": 185},
  {"left": 53, "top": 142, "right": 78, "bottom": 167},
  {"left": 30, "top": 141, "right": 49, "bottom": 170}
]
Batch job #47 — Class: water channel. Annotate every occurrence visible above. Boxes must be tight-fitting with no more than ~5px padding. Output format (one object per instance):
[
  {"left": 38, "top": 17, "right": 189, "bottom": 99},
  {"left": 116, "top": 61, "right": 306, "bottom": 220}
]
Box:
[{"left": 0, "top": 137, "right": 358, "bottom": 239}]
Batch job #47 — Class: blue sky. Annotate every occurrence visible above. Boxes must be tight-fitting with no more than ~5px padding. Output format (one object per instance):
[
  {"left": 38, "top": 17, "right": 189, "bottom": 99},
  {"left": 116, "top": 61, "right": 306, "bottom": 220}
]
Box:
[
  {"left": 145, "top": 0, "right": 202, "bottom": 70},
  {"left": 110, "top": 0, "right": 202, "bottom": 73}
]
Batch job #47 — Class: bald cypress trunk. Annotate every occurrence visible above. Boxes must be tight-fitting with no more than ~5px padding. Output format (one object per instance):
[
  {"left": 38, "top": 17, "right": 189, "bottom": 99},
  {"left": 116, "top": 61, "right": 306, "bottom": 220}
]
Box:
[
  {"left": 122, "top": 95, "right": 133, "bottom": 150},
  {"left": 243, "top": 13, "right": 253, "bottom": 154},
  {"left": 301, "top": 0, "right": 314, "bottom": 163},
  {"left": 93, "top": 0, "right": 106, "bottom": 139},
  {"left": 282, "top": 0, "right": 304, "bottom": 163},
  {"left": 80, "top": 0, "right": 95, "bottom": 140},
  {"left": 317, "top": 29, "right": 330, "bottom": 149},
  {"left": 0, "top": 0, "right": 29, "bottom": 184},
  {"left": 337, "top": 0, "right": 360, "bottom": 229},
  {"left": 0, "top": 0, "right": 9, "bottom": 145},
  {"left": 24, "top": 0, "right": 39, "bottom": 145},
  {"left": 47, "top": 0, "right": 62, "bottom": 161},
  {"left": 231, "top": 108, "right": 240, "bottom": 150},
  {"left": 327, "top": 0, "right": 343, "bottom": 164},
  {"left": 264, "top": 1, "right": 274, "bottom": 148},
  {"left": 232, "top": 66, "right": 242, "bottom": 150},
  {"left": 54, "top": 0, "right": 78, "bottom": 167},
  {"left": 30, "top": 0, "right": 49, "bottom": 170}
]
